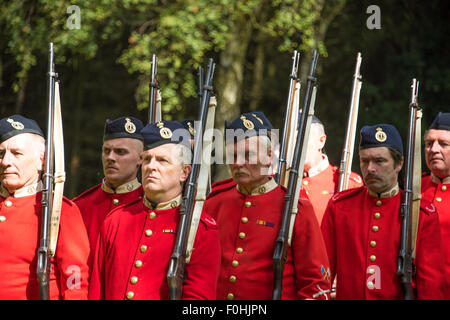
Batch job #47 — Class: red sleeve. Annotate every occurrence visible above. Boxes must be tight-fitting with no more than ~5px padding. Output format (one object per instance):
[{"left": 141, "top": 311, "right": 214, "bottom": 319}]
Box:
[
  {"left": 55, "top": 200, "right": 90, "bottom": 300},
  {"left": 292, "top": 199, "right": 332, "bottom": 300},
  {"left": 87, "top": 224, "right": 106, "bottom": 300},
  {"left": 415, "top": 206, "right": 447, "bottom": 300},
  {"left": 181, "top": 214, "right": 221, "bottom": 300},
  {"left": 320, "top": 200, "right": 337, "bottom": 283}
]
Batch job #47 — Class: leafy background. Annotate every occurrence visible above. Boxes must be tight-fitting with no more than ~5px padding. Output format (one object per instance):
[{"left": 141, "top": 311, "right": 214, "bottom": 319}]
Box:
[{"left": 1, "top": 0, "right": 448, "bottom": 197}]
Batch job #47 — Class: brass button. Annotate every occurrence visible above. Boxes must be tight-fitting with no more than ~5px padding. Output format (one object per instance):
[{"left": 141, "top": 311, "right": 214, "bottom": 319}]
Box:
[
  {"left": 145, "top": 229, "right": 153, "bottom": 237},
  {"left": 436, "top": 197, "right": 442, "bottom": 202},
  {"left": 368, "top": 268, "right": 375, "bottom": 275},
  {"left": 367, "top": 281, "right": 374, "bottom": 289},
  {"left": 229, "top": 275, "right": 237, "bottom": 283},
  {"left": 303, "top": 180, "right": 309, "bottom": 185},
  {"left": 126, "top": 291, "right": 135, "bottom": 299},
  {"left": 231, "top": 260, "right": 239, "bottom": 267},
  {"left": 0, "top": 216, "right": 6, "bottom": 222},
  {"left": 375, "top": 200, "right": 382, "bottom": 206},
  {"left": 135, "top": 260, "right": 143, "bottom": 268},
  {"left": 4, "top": 200, "right": 12, "bottom": 207},
  {"left": 440, "top": 185, "right": 447, "bottom": 191},
  {"left": 140, "top": 245, "right": 148, "bottom": 253},
  {"left": 374, "top": 212, "right": 381, "bottom": 219},
  {"left": 372, "top": 226, "right": 379, "bottom": 232},
  {"left": 130, "top": 276, "right": 138, "bottom": 284},
  {"left": 370, "top": 255, "right": 376, "bottom": 262},
  {"left": 370, "top": 241, "right": 376, "bottom": 248},
  {"left": 149, "top": 212, "right": 156, "bottom": 219},
  {"left": 239, "top": 232, "right": 246, "bottom": 239},
  {"left": 241, "top": 217, "right": 248, "bottom": 224},
  {"left": 112, "top": 199, "right": 119, "bottom": 205},
  {"left": 244, "top": 201, "right": 252, "bottom": 208},
  {"left": 236, "top": 247, "right": 243, "bottom": 254},
  {"left": 227, "top": 293, "right": 234, "bottom": 300}
]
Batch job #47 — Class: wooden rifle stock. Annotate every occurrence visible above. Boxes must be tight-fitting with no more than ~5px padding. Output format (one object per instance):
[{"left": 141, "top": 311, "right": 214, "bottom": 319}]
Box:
[
  {"left": 397, "top": 78, "right": 420, "bottom": 300},
  {"left": 338, "top": 52, "right": 362, "bottom": 192},
  {"left": 166, "top": 59, "right": 216, "bottom": 300},
  {"left": 272, "top": 50, "right": 319, "bottom": 300},
  {"left": 37, "top": 42, "right": 58, "bottom": 300},
  {"left": 275, "top": 51, "right": 300, "bottom": 185}
]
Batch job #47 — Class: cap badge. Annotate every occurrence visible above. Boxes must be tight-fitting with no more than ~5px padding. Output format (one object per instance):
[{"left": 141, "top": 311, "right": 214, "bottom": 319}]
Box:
[
  {"left": 7, "top": 118, "right": 24, "bottom": 130},
  {"left": 375, "top": 127, "right": 387, "bottom": 142},
  {"left": 187, "top": 121, "right": 196, "bottom": 136},
  {"left": 240, "top": 115, "right": 254, "bottom": 130},
  {"left": 157, "top": 122, "right": 173, "bottom": 139},
  {"left": 252, "top": 113, "right": 264, "bottom": 125},
  {"left": 124, "top": 118, "right": 136, "bottom": 134}
]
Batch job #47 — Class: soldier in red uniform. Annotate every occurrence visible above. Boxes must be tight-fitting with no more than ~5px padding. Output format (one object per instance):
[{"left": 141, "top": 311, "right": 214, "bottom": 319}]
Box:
[
  {"left": 321, "top": 123, "right": 446, "bottom": 299},
  {"left": 421, "top": 112, "right": 450, "bottom": 298},
  {"left": 89, "top": 120, "right": 220, "bottom": 300},
  {"left": 0, "top": 115, "right": 89, "bottom": 300},
  {"left": 73, "top": 116, "right": 144, "bottom": 267},
  {"left": 204, "top": 111, "right": 331, "bottom": 300},
  {"left": 302, "top": 116, "right": 363, "bottom": 225}
]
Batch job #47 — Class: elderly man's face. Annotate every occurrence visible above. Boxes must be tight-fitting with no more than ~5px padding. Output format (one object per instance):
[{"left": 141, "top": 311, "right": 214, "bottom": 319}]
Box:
[
  {"left": 359, "top": 147, "right": 402, "bottom": 194},
  {"left": 141, "top": 143, "right": 191, "bottom": 202},
  {"left": 102, "top": 138, "right": 143, "bottom": 188},
  {"left": 425, "top": 129, "right": 450, "bottom": 179},
  {"left": 227, "top": 135, "right": 272, "bottom": 192},
  {"left": 0, "top": 133, "right": 44, "bottom": 193}
]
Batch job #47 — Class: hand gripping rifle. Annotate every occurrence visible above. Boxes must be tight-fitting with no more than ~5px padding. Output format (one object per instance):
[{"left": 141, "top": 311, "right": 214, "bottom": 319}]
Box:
[
  {"left": 149, "top": 54, "right": 162, "bottom": 123},
  {"left": 337, "top": 52, "right": 362, "bottom": 192},
  {"left": 167, "top": 59, "right": 216, "bottom": 300},
  {"left": 273, "top": 50, "right": 319, "bottom": 300},
  {"left": 37, "top": 43, "right": 66, "bottom": 300},
  {"left": 275, "top": 50, "right": 301, "bottom": 186},
  {"left": 397, "top": 79, "right": 421, "bottom": 300}
]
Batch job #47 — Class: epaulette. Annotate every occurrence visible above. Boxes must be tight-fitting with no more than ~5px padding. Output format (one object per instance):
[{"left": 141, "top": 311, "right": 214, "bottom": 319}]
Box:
[
  {"left": 206, "top": 178, "right": 236, "bottom": 200},
  {"left": 72, "top": 183, "right": 102, "bottom": 202},
  {"left": 199, "top": 214, "right": 218, "bottom": 230},
  {"left": 420, "top": 198, "right": 437, "bottom": 215},
  {"left": 330, "top": 186, "right": 365, "bottom": 202}
]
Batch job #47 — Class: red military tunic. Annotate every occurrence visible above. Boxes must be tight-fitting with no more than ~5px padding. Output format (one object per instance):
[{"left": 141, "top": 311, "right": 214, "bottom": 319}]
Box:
[
  {"left": 321, "top": 185, "right": 446, "bottom": 300},
  {"left": 302, "top": 155, "right": 363, "bottom": 225},
  {"left": 422, "top": 173, "right": 450, "bottom": 297},
  {"left": 88, "top": 195, "right": 221, "bottom": 300},
  {"left": 73, "top": 178, "right": 143, "bottom": 268},
  {"left": 204, "top": 178, "right": 331, "bottom": 300},
  {"left": 0, "top": 182, "right": 90, "bottom": 300}
]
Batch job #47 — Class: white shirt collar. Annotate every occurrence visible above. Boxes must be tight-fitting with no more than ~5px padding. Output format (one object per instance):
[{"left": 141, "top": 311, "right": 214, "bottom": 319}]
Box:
[{"left": 305, "top": 154, "right": 329, "bottom": 178}]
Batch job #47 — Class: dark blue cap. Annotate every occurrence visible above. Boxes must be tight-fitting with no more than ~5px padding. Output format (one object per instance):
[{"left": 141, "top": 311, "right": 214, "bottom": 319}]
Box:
[
  {"left": 225, "top": 111, "right": 273, "bottom": 143},
  {"left": 359, "top": 124, "right": 403, "bottom": 154},
  {"left": 141, "top": 121, "right": 191, "bottom": 150},
  {"left": 0, "top": 115, "right": 44, "bottom": 144},
  {"left": 103, "top": 116, "right": 144, "bottom": 141},
  {"left": 180, "top": 119, "right": 196, "bottom": 138},
  {"left": 429, "top": 112, "right": 450, "bottom": 131}
]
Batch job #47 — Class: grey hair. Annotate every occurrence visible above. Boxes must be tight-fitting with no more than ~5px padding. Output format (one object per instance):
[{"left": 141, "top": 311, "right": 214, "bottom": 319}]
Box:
[{"left": 174, "top": 143, "right": 192, "bottom": 166}]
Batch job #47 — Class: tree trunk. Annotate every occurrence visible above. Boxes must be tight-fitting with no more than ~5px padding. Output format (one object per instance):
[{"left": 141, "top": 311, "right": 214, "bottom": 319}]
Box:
[{"left": 212, "top": 14, "right": 254, "bottom": 182}]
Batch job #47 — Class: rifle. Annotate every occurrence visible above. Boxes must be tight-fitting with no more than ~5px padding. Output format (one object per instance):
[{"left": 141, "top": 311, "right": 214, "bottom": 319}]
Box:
[
  {"left": 167, "top": 58, "right": 216, "bottom": 300},
  {"left": 37, "top": 42, "right": 58, "bottom": 300},
  {"left": 337, "top": 52, "right": 362, "bottom": 192},
  {"left": 397, "top": 78, "right": 420, "bottom": 300},
  {"left": 274, "top": 51, "right": 301, "bottom": 186},
  {"left": 149, "top": 54, "right": 161, "bottom": 123},
  {"left": 273, "top": 50, "right": 319, "bottom": 300}
]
